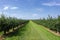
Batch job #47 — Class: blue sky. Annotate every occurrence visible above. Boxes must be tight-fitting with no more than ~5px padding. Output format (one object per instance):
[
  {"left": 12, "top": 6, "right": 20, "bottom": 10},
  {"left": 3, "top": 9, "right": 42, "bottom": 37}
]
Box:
[{"left": 0, "top": 0, "right": 60, "bottom": 19}]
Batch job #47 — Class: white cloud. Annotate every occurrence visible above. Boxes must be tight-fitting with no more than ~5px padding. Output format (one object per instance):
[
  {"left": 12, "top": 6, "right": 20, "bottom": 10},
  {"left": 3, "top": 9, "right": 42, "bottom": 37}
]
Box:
[
  {"left": 32, "top": 14, "right": 38, "bottom": 17},
  {"left": 42, "top": 2, "right": 60, "bottom": 6},
  {"left": 11, "top": 7, "right": 18, "bottom": 9},
  {"left": 3, "top": 6, "right": 18, "bottom": 10},
  {"left": 3, "top": 6, "right": 9, "bottom": 10}
]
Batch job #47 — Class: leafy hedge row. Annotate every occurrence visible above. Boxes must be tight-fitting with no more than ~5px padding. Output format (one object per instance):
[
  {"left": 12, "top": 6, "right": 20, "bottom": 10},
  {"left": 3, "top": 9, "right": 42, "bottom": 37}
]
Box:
[
  {"left": 0, "top": 14, "right": 28, "bottom": 35},
  {"left": 33, "top": 15, "right": 60, "bottom": 33}
]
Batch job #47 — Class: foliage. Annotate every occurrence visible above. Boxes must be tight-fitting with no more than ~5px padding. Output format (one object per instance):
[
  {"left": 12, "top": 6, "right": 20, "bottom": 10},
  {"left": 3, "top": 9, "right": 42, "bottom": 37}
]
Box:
[
  {"left": 33, "top": 15, "right": 60, "bottom": 33},
  {"left": 0, "top": 14, "right": 28, "bottom": 35}
]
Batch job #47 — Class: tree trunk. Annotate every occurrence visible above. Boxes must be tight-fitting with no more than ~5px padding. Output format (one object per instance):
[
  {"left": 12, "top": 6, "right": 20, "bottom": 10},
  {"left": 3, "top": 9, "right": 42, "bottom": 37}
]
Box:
[
  {"left": 4, "top": 30, "right": 6, "bottom": 35},
  {"left": 13, "top": 28, "right": 14, "bottom": 31}
]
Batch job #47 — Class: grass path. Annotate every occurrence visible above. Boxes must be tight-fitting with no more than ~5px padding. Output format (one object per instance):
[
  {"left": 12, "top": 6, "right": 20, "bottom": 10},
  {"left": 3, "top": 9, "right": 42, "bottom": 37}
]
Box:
[{"left": 5, "top": 21, "right": 60, "bottom": 40}]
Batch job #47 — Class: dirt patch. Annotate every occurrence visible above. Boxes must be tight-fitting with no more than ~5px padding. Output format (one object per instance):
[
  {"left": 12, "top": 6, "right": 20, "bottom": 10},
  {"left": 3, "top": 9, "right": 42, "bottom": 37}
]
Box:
[
  {"left": 38, "top": 24, "right": 60, "bottom": 36},
  {"left": 0, "top": 36, "right": 5, "bottom": 40},
  {"left": 42, "top": 26, "right": 60, "bottom": 36}
]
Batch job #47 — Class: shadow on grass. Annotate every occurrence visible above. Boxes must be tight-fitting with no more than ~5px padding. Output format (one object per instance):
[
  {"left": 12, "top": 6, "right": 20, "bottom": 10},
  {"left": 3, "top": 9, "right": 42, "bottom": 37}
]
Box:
[{"left": 3, "top": 22, "right": 28, "bottom": 38}]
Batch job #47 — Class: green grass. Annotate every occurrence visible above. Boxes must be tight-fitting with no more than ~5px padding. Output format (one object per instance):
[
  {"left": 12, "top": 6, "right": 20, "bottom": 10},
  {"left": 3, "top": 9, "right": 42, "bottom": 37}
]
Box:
[{"left": 5, "top": 21, "right": 60, "bottom": 40}]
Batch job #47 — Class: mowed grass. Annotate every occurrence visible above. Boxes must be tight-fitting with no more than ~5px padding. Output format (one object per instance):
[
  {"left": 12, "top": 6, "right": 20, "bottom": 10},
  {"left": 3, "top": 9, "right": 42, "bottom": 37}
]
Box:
[{"left": 5, "top": 21, "right": 60, "bottom": 40}]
